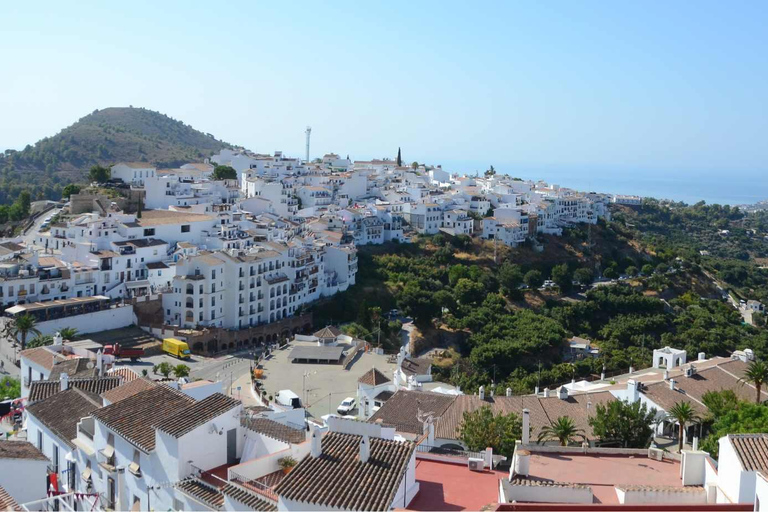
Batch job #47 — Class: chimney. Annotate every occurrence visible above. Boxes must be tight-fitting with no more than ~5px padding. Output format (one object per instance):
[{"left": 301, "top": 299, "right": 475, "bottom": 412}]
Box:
[
  {"left": 663, "top": 369, "right": 669, "bottom": 380},
  {"left": 600, "top": 366, "right": 606, "bottom": 381},
  {"left": 96, "top": 350, "right": 104, "bottom": 375},
  {"left": 669, "top": 379, "right": 675, "bottom": 390},
  {"left": 479, "top": 386, "right": 485, "bottom": 400},
  {"left": 359, "top": 435, "right": 370, "bottom": 463},
  {"left": 310, "top": 428, "right": 322, "bottom": 458},
  {"left": 490, "top": 389, "right": 494, "bottom": 398},
  {"left": 626, "top": 379, "right": 639, "bottom": 403},
  {"left": 698, "top": 352, "right": 706, "bottom": 361},
  {"left": 53, "top": 332, "right": 63, "bottom": 346},
  {"left": 629, "top": 365, "right": 635, "bottom": 374},
  {"left": 534, "top": 386, "right": 539, "bottom": 396},
  {"left": 558, "top": 386, "right": 569, "bottom": 400},
  {"left": 60, "top": 373, "right": 69, "bottom": 391},
  {"left": 522, "top": 409, "right": 530, "bottom": 445},
  {"left": 692, "top": 437, "right": 699, "bottom": 451},
  {"left": 543, "top": 387, "right": 550, "bottom": 398},
  {"left": 506, "top": 387, "right": 512, "bottom": 397}
]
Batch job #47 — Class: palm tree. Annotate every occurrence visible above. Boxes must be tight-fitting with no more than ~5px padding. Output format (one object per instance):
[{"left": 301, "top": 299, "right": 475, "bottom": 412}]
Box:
[
  {"left": 667, "top": 401, "right": 699, "bottom": 451},
  {"left": 741, "top": 360, "right": 768, "bottom": 404},
  {"left": 58, "top": 327, "right": 79, "bottom": 341},
  {"left": 9, "top": 314, "right": 41, "bottom": 352},
  {"left": 537, "top": 416, "right": 585, "bottom": 446}
]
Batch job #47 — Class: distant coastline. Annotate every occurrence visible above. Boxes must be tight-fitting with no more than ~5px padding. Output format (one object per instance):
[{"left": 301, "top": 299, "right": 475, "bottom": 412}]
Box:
[{"left": 437, "top": 160, "right": 768, "bottom": 207}]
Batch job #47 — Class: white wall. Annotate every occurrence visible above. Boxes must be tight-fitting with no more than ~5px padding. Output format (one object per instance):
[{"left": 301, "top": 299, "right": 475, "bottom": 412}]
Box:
[
  {"left": 718, "top": 437, "right": 751, "bottom": 503},
  {"left": 0, "top": 457, "right": 49, "bottom": 505},
  {"left": 616, "top": 487, "right": 707, "bottom": 504},
  {"left": 33, "top": 305, "right": 135, "bottom": 336},
  {"left": 26, "top": 413, "right": 75, "bottom": 491},
  {"left": 503, "top": 482, "right": 593, "bottom": 504}
]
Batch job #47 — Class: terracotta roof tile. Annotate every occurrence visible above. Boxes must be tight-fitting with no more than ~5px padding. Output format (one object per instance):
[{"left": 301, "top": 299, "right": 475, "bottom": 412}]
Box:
[
  {"left": 156, "top": 393, "right": 240, "bottom": 438},
  {"left": 274, "top": 432, "right": 414, "bottom": 511},
  {"left": 0, "top": 441, "right": 48, "bottom": 461},
  {"left": 175, "top": 478, "right": 225, "bottom": 509},
  {"left": 91, "top": 385, "right": 195, "bottom": 451},
  {"left": 313, "top": 326, "right": 341, "bottom": 339},
  {"left": 107, "top": 367, "right": 141, "bottom": 383},
  {"left": 48, "top": 358, "right": 97, "bottom": 381},
  {"left": 400, "top": 357, "right": 431, "bottom": 376},
  {"left": 368, "top": 390, "right": 455, "bottom": 435},
  {"left": 243, "top": 418, "right": 305, "bottom": 444},
  {"left": 26, "top": 388, "right": 102, "bottom": 448},
  {"left": 729, "top": 434, "right": 768, "bottom": 472},
  {"left": 0, "top": 485, "right": 21, "bottom": 511},
  {"left": 221, "top": 483, "right": 277, "bottom": 511},
  {"left": 19, "top": 347, "right": 66, "bottom": 371},
  {"left": 28, "top": 377, "right": 121, "bottom": 404},
  {"left": 358, "top": 368, "right": 391, "bottom": 386},
  {"left": 101, "top": 378, "right": 157, "bottom": 404}
]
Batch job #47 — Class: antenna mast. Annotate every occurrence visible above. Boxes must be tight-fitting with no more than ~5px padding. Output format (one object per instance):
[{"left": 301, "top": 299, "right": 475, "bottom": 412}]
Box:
[{"left": 305, "top": 126, "right": 312, "bottom": 163}]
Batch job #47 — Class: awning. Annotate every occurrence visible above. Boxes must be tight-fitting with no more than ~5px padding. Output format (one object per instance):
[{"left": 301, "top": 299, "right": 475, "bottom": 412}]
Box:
[
  {"left": 101, "top": 445, "right": 114, "bottom": 458},
  {"left": 128, "top": 462, "right": 141, "bottom": 476},
  {"left": 81, "top": 467, "right": 92, "bottom": 481}
]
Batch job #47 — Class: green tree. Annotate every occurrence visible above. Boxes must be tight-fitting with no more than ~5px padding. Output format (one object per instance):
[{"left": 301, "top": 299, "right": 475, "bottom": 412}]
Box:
[
  {"left": 0, "top": 376, "right": 21, "bottom": 399},
  {"left": 26, "top": 335, "right": 54, "bottom": 349},
  {"left": 396, "top": 147, "right": 402, "bottom": 167},
  {"left": 524, "top": 270, "right": 544, "bottom": 289},
  {"left": 667, "top": 401, "right": 699, "bottom": 451},
  {"left": 58, "top": 327, "right": 79, "bottom": 340},
  {"left": 61, "top": 184, "right": 81, "bottom": 199},
  {"left": 454, "top": 278, "right": 485, "bottom": 305},
  {"left": 153, "top": 362, "right": 173, "bottom": 378},
  {"left": 589, "top": 399, "right": 657, "bottom": 448},
  {"left": 499, "top": 263, "right": 523, "bottom": 293},
  {"left": 538, "top": 416, "right": 585, "bottom": 446},
  {"left": 88, "top": 165, "right": 110, "bottom": 183},
  {"left": 701, "top": 390, "right": 740, "bottom": 421},
  {"left": 700, "top": 401, "right": 768, "bottom": 458},
  {"left": 573, "top": 268, "right": 594, "bottom": 286},
  {"left": 641, "top": 264, "right": 654, "bottom": 275},
  {"left": 625, "top": 266, "right": 638, "bottom": 277},
  {"left": 603, "top": 267, "right": 619, "bottom": 279},
  {"left": 741, "top": 360, "right": 768, "bottom": 404},
  {"left": 173, "top": 364, "right": 191, "bottom": 379},
  {"left": 411, "top": 161, "right": 419, "bottom": 170},
  {"left": 459, "top": 405, "right": 522, "bottom": 457},
  {"left": 551, "top": 264, "right": 572, "bottom": 293},
  {"left": 8, "top": 314, "right": 41, "bottom": 351},
  {"left": 212, "top": 165, "right": 237, "bottom": 180}
]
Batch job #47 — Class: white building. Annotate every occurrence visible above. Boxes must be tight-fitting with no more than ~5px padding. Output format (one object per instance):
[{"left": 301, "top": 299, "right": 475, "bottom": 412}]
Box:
[{"left": 110, "top": 163, "right": 156, "bottom": 186}]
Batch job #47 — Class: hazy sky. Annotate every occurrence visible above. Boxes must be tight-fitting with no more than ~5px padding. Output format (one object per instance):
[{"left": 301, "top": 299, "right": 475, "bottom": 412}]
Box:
[{"left": 2, "top": 1, "right": 767, "bottom": 175}]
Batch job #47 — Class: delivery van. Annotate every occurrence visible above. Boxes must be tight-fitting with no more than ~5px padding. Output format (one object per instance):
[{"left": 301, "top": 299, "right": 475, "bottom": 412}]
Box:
[
  {"left": 162, "top": 338, "right": 191, "bottom": 360},
  {"left": 276, "top": 389, "right": 302, "bottom": 409}
]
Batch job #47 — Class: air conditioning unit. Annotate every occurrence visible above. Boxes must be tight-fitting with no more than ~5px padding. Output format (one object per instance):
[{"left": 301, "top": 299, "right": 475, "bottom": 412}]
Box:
[
  {"left": 648, "top": 447, "right": 664, "bottom": 461},
  {"left": 468, "top": 457, "right": 485, "bottom": 472}
]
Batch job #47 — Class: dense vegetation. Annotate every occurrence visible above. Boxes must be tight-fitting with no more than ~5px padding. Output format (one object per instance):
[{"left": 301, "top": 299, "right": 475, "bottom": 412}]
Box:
[
  {"left": 310, "top": 211, "right": 768, "bottom": 395},
  {"left": 0, "top": 107, "right": 233, "bottom": 205},
  {"left": 613, "top": 200, "right": 768, "bottom": 302}
]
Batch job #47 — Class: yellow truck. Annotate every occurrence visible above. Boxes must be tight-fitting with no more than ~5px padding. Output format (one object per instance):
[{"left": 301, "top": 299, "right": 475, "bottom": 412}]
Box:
[{"left": 162, "top": 338, "right": 191, "bottom": 360}]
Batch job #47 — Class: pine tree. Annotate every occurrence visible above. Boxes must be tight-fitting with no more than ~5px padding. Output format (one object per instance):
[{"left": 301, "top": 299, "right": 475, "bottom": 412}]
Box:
[{"left": 396, "top": 147, "right": 402, "bottom": 167}]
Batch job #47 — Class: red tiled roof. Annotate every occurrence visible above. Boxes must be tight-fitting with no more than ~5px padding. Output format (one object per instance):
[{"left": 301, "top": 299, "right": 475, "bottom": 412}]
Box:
[
  {"left": 91, "top": 385, "right": 195, "bottom": 451},
  {"left": 221, "top": 483, "right": 277, "bottom": 511},
  {"left": 0, "top": 485, "right": 21, "bottom": 511},
  {"left": 175, "top": 478, "right": 225, "bottom": 509},
  {"left": 358, "top": 368, "right": 391, "bottom": 386},
  {"left": 274, "top": 432, "right": 415, "bottom": 511},
  {"left": 729, "top": 434, "right": 768, "bottom": 472},
  {"left": 0, "top": 441, "right": 48, "bottom": 461},
  {"left": 26, "top": 388, "right": 102, "bottom": 448},
  {"left": 19, "top": 347, "right": 66, "bottom": 371},
  {"left": 369, "top": 390, "right": 455, "bottom": 435},
  {"left": 156, "top": 393, "right": 240, "bottom": 439},
  {"left": 101, "top": 378, "right": 157, "bottom": 404}
]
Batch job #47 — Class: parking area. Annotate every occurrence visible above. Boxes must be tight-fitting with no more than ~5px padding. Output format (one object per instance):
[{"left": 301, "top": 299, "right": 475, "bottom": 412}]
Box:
[{"left": 257, "top": 342, "right": 398, "bottom": 419}]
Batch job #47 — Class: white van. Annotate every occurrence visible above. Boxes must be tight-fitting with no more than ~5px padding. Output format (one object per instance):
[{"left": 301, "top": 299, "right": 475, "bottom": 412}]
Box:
[{"left": 276, "top": 389, "right": 302, "bottom": 409}]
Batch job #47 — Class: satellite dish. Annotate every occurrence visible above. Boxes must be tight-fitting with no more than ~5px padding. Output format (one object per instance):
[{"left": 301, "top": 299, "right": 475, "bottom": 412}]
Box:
[{"left": 87, "top": 361, "right": 95, "bottom": 370}]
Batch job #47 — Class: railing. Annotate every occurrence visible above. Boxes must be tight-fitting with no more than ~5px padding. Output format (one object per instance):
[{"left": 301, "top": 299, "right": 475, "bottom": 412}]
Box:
[
  {"left": 228, "top": 470, "right": 279, "bottom": 503},
  {"left": 415, "top": 443, "right": 483, "bottom": 460}
]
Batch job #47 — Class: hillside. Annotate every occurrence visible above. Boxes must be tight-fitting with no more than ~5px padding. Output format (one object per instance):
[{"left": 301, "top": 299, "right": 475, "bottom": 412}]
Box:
[{"left": 0, "top": 107, "right": 234, "bottom": 204}]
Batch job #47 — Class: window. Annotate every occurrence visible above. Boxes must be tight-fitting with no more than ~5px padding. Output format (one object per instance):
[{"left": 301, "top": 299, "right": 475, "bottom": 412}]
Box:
[
  {"left": 181, "top": 225, "right": 190, "bottom": 233},
  {"left": 37, "top": 430, "right": 42, "bottom": 450},
  {"left": 212, "top": 269, "right": 216, "bottom": 279},
  {"left": 129, "top": 449, "right": 141, "bottom": 476},
  {"left": 53, "top": 445, "right": 59, "bottom": 473},
  {"left": 143, "top": 228, "right": 155, "bottom": 236}
]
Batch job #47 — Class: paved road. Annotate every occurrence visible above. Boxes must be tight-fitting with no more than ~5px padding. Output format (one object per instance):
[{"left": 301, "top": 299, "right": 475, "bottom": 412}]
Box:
[{"left": 22, "top": 207, "right": 61, "bottom": 248}]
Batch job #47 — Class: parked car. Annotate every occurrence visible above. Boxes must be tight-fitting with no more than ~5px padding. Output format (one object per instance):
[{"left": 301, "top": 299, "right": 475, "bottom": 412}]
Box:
[{"left": 337, "top": 397, "right": 356, "bottom": 415}]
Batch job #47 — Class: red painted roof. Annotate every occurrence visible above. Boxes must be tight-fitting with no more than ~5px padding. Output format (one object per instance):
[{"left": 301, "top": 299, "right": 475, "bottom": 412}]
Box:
[{"left": 406, "top": 459, "right": 505, "bottom": 511}]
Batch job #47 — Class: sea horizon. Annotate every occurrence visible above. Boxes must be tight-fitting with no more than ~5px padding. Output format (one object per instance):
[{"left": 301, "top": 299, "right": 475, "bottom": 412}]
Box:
[{"left": 435, "top": 160, "right": 768, "bottom": 207}]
